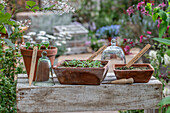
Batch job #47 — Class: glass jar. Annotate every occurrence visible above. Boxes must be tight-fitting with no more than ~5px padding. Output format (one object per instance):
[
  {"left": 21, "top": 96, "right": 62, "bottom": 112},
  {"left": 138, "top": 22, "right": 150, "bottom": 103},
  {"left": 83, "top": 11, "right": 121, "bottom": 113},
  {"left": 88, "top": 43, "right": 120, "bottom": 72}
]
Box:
[
  {"left": 101, "top": 39, "right": 126, "bottom": 72},
  {"left": 34, "top": 51, "right": 55, "bottom": 86}
]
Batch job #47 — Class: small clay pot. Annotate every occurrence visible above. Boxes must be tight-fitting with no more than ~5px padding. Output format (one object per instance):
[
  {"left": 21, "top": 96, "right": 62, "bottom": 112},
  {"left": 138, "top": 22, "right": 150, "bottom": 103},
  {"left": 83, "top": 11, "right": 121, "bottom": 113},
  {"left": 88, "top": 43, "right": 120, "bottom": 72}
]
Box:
[
  {"left": 113, "top": 64, "right": 154, "bottom": 83},
  {"left": 21, "top": 46, "right": 57, "bottom": 81}
]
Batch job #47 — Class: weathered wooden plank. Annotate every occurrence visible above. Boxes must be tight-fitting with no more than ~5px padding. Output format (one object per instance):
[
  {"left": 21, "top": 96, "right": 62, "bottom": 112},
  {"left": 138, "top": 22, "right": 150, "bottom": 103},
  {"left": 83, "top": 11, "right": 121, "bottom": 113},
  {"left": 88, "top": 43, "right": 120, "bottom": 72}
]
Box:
[
  {"left": 17, "top": 73, "right": 162, "bottom": 113},
  {"left": 144, "top": 109, "right": 159, "bottom": 113}
]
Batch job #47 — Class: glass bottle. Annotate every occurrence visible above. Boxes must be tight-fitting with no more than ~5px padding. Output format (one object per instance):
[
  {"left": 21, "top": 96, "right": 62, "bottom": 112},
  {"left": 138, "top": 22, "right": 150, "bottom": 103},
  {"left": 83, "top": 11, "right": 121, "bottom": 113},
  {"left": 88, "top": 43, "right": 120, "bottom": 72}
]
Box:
[
  {"left": 101, "top": 39, "right": 126, "bottom": 72},
  {"left": 34, "top": 51, "right": 55, "bottom": 86}
]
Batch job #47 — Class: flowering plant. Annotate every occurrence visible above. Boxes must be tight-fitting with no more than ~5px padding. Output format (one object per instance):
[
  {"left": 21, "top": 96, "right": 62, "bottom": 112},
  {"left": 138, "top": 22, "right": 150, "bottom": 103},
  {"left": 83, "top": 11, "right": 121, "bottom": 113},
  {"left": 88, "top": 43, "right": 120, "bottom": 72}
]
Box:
[
  {"left": 96, "top": 25, "right": 120, "bottom": 39},
  {"left": 126, "top": 1, "right": 170, "bottom": 45},
  {"left": 26, "top": 0, "right": 75, "bottom": 15},
  {"left": 127, "top": 1, "right": 170, "bottom": 112},
  {"left": 117, "top": 38, "right": 134, "bottom": 55}
]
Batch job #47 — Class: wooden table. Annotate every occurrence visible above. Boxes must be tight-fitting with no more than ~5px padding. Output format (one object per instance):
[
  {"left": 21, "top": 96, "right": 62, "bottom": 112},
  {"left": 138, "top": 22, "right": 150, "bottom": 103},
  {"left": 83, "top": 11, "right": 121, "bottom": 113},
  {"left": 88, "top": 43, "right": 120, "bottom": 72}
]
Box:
[{"left": 16, "top": 73, "right": 162, "bottom": 113}]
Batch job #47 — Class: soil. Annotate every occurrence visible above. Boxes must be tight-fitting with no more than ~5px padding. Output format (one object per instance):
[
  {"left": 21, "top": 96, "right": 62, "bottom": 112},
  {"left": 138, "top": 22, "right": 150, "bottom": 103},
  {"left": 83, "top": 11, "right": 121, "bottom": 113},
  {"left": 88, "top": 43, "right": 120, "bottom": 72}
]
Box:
[
  {"left": 116, "top": 66, "right": 150, "bottom": 70},
  {"left": 59, "top": 60, "right": 105, "bottom": 68}
]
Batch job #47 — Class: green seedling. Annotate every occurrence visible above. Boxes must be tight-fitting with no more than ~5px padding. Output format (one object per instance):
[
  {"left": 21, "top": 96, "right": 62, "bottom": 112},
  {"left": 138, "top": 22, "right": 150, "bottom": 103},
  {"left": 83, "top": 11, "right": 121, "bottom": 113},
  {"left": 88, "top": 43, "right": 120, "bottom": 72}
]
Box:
[
  {"left": 42, "top": 41, "right": 49, "bottom": 50},
  {"left": 25, "top": 42, "right": 31, "bottom": 49},
  {"left": 62, "top": 59, "right": 104, "bottom": 68},
  {"left": 37, "top": 43, "right": 42, "bottom": 50}
]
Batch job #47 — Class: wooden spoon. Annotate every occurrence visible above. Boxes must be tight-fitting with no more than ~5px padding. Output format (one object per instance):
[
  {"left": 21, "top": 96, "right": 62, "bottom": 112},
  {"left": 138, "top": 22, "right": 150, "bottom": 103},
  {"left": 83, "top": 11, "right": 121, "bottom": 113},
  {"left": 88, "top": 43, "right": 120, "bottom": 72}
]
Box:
[
  {"left": 87, "top": 45, "right": 107, "bottom": 60},
  {"left": 126, "top": 44, "right": 151, "bottom": 68}
]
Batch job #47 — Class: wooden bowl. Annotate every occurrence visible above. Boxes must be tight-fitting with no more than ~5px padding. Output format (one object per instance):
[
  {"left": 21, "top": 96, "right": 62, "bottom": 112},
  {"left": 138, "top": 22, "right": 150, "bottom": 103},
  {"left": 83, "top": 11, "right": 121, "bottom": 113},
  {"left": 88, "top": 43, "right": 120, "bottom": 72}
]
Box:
[
  {"left": 53, "top": 60, "right": 109, "bottom": 85},
  {"left": 113, "top": 64, "right": 154, "bottom": 83}
]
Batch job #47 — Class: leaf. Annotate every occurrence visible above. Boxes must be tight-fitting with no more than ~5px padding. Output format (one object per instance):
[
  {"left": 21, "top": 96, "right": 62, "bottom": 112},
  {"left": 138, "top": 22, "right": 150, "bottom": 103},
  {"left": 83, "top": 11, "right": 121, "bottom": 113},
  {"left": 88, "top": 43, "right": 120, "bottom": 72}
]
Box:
[
  {"left": 33, "top": 6, "right": 39, "bottom": 10},
  {"left": 47, "top": 5, "right": 55, "bottom": 10},
  {"left": 26, "top": 1, "right": 36, "bottom": 7},
  {"left": 166, "top": 6, "right": 170, "bottom": 11},
  {"left": 0, "top": 25, "right": 6, "bottom": 34},
  {"left": 0, "top": 12, "right": 11, "bottom": 24},
  {"left": 153, "top": 7, "right": 160, "bottom": 13},
  {"left": 153, "top": 38, "right": 170, "bottom": 45},
  {"left": 152, "top": 13, "right": 158, "bottom": 22},
  {"left": 0, "top": 4, "right": 4, "bottom": 10},
  {"left": 159, "top": 10, "right": 167, "bottom": 22},
  {"left": 3, "top": 38, "right": 15, "bottom": 50},
  {"left": 7, "top": 21, "right": 16, "bottom": 26},
  {"left": 159, "top": 96, "right": 170, "bottom": 106},
  {"left": 3, "top": 25, "right": 13, "bottom": 38},
  {"left": 26, "top": 5, "right": 30, "bottom": 9},
  {"left": 166, "top": 107, "right": 170, "bottom": 113},
  {"left": 166, "top": 49, "right": 170, "bottom": 56},
  {"left": 145, "top": 3, "right": 152, "bottom": 15},
  {"left": 159, "top": 21, "right": 168, "bottom": 38},
  {"left": 31, "top": 9, "right": 36, "bottom": 12}
]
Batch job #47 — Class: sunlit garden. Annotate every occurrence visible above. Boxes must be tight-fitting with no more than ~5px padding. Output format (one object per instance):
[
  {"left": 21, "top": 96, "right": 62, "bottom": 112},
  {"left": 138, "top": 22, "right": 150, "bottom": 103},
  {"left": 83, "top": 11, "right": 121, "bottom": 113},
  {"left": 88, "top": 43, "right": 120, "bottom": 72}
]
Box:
[{"left": 0, "top": 0, "right": 170, "bottom": 113}]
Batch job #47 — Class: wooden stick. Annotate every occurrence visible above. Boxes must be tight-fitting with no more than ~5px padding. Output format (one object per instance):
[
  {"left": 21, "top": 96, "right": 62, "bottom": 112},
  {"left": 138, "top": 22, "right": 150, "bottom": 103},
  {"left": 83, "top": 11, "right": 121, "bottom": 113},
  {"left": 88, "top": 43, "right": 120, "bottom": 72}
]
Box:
[
  {"left": 103, "top": 78, "right": 134, "bottom": 84},
  {"left": 29, "top": 46, "right": 38, "bottom": 86},
  {"left": 87, "top": 45, "right": 107, "bottom": 60},
  {"left": 126, "top": 44, "right": 151, "bottom": 68}
]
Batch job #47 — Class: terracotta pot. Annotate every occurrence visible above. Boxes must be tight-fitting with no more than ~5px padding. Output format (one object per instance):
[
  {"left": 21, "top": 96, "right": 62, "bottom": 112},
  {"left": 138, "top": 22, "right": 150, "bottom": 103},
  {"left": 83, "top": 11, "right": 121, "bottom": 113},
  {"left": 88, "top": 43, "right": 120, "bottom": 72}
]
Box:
[
  {"left": 21, "top": 47, "right": 58, "bottom": 81},
  {"left": 113, "top": 64, "right": 154, "bottom": 83},
  {"left": 53, "top": 60, "right": 110, "bottom": 85},
  {"left": 107, "top": 37, "right": 112, "bottom": 46}
]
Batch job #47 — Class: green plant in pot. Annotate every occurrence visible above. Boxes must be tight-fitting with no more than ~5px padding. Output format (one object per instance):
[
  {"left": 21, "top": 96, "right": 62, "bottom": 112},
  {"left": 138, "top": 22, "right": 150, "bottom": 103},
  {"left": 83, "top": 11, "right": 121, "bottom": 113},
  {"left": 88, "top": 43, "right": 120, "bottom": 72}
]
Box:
[
  {"left": 53, "top": 59, "right": 110, "bottom": 85},
  {"left": 20, "top": 41, "right": 58, "bottom": 81}
]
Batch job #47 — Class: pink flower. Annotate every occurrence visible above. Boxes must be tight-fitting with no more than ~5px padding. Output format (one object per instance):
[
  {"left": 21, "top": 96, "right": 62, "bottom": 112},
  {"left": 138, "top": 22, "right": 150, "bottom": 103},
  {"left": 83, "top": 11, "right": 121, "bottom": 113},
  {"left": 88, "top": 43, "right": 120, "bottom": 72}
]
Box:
[
  {"left": 152, "top": 3, "right": 154, "bottom": 6},
  {"left": 123, "top": 38, "right": 127, "bottom": 43},
  {"left": 157, "top": 19, "right": 162, "bottom": 28},
  {"left": 158, "top": 2, "right": 166, "bottom": 7},
  {"left": 85, "top": 41, "right": 91, "bottom": 45},
  {"left": 140, "top": 7, "right": 146, "bottom": 13},
  {"left": 140, "top": 7, "right": 150, "bottom": 16},
  {"left": 168, "top": 71, "right": 170, "bottom": 75},
  {"left": 147, "top": 31, "right": 152, "bottom": 34},
  {"left": 137, "top": 1, "right": 145, "bottom": 10},
  {"left": 167, "top": 26, "right": 170, "bottom": 30},
  {"left": 125, "top": 45, "right": 130, "bottom": 50},
  {"left": 130, "top": 41, "right": 133, "bottom": 44},
  {"left": 127, "top": 6, "right": 135, "bottom": 16},
  {"left": 124, "top": 47, "right": 128, "bottom": 52},
  {"left": 140, "top": 35, "right": 143, "bottom": 43}
]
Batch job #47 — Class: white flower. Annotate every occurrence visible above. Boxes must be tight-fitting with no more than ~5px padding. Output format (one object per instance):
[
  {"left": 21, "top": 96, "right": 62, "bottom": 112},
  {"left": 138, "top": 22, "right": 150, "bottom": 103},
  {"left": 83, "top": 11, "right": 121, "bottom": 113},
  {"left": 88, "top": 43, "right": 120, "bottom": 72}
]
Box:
[
  {"left": 61, "top": 40, "right": 66, "bottom": 44},
  {"left": 46, "top": 34, "right": 56, "bottom": 39},
  {"left": 41, "top": 0, "right": 75, "bottom": 15},
  {"left": 27, "top": 32, "right": 36, "bottom": 36},
  {"left": 37, "top": 36, "right": 48, "bottom": 40},
  {"left": 55, "top": 42, "right": 62, "bottom": 46},
  {"left": 164, "top": 54, "right": 170, "bottom": 65},
  {"left": 16, "top": 19, "right": 31, "bottom": 27},
  {"left": 149, "top": 50, "right": 157, "bottom": 59},
  {"left": 23, "top": 35, "right": 31, "bottom": 39},
  {"left": 37, "top": 31, "right": 46, "bottom": 36},
  {"left": 0, "top": 0, "right": 6, "bottom": 6}
]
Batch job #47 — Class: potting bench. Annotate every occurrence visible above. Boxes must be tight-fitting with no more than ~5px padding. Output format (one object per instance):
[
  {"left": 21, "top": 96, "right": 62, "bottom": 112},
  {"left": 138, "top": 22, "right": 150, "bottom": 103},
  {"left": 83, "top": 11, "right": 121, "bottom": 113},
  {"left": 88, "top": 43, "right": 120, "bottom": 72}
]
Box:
[{"left": 16, "top": 73, "right": 162, "bottom": 113}]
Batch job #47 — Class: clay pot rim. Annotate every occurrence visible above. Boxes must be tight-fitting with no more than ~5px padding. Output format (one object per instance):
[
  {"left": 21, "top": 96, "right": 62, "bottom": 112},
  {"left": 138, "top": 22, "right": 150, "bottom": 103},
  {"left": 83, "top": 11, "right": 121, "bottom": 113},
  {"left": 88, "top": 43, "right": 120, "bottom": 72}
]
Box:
[
  {"left": 53, "top": 60, "right": 110, "bottom": 69},
  {"left": 113, "top": 64, "right": 154, "bottom": 72},
  {"left": 20, "top": 46, "right": 57, "bottom": 52}
]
